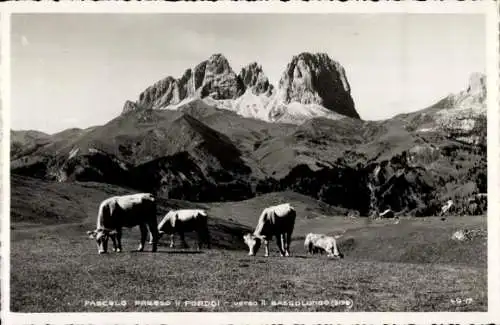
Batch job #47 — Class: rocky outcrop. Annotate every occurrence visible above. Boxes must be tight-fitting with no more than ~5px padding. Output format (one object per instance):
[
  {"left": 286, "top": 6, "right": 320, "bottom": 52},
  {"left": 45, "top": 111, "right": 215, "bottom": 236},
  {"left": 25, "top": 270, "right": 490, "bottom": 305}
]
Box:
[
  {"left": 238, "top": 62, "right": 274, "bottom": 96},
  {"left": 132, "top": 54, "right": 245, "bottom": 111},
  {"left": 271, "top": 52, "right": 359, "bottom": 120},
  {"left": 122, "top": 100, "right": 139, "bottom": 114},
  {"left": 432, "top": 72, "right": 486, "bottom": 112},
  {"left": 448, "top": 72, "right": 486, "bottom": 109},
  {"left": 136, "top": 75, "right": 188, "bottom": 109}
]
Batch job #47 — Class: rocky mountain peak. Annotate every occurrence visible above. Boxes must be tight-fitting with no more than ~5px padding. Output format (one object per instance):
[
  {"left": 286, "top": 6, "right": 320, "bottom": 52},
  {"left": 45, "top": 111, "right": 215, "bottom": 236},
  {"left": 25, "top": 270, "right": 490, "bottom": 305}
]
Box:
[
  {"left": 205, "top": 53, "right": 232, "bottom": 75},
  {"left": 198, "top": 53, "right": 244, "bottom": 100},
  {"left": 274, "top": 52, "right": 359, "bottom": 119},
  {"left": 465, "top": 72, "right": 486, "bottom": 101},
  {"left": 437, "top": 72, "right": 487, "bottom": 111},
  {"left": 238, "top": 62, "right": 274, "bottom": 96}
]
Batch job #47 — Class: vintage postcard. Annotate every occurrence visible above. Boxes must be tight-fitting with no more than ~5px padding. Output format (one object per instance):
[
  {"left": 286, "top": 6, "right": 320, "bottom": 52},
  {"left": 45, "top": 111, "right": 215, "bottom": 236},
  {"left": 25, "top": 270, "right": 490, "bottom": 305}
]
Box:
[{"left": 1, "top": 1, "right": 499, "bottom": 324}]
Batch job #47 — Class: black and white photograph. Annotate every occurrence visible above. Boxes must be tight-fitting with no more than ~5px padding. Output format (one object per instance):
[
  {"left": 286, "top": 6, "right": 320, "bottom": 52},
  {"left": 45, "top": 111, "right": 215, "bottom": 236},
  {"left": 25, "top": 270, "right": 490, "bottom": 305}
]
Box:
[{"left": 6, "top": 7, "right": 497, "bottom": 319}]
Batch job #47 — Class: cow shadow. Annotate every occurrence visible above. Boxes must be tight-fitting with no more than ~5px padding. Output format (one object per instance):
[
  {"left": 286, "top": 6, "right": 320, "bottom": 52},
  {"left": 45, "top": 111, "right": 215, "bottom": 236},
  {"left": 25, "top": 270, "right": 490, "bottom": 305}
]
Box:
[
  {"left": 160, "top": 250, "right": 205, "bottom": 255},
  {"left": 291, "top": 255, "right": 309, "bottom": 259},
  {"left": 129, "top": 250, "right": 205, "bottom": 255},
  {"left": 241, "top": 254, "right": 309, "bottom": 260}
]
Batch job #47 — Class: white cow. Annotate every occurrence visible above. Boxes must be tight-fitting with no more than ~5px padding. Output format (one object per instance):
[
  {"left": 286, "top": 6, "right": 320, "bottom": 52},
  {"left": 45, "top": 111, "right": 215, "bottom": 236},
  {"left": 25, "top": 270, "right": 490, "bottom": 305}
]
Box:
[
  {"left": 87, "top": 193, "right": 159, "bottom": 254},
  {"left": 243, "top": 203, "right": 296, "bottom": 257},
  {"left": 157, "top": 209, "right": 211, "bottom": 250},
  {"left": 304, "top": 233, "right": 344, "bottom": 258}
]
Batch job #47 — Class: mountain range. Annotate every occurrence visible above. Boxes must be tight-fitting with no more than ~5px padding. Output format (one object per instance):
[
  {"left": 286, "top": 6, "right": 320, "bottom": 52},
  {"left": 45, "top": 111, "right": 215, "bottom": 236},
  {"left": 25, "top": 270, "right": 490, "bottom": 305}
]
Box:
[
  {"left": 123, "top": 52, "right": 359, "bottom": 124},
  {"left": 11, "top": 52, "right": 487, "bottom": 216}
]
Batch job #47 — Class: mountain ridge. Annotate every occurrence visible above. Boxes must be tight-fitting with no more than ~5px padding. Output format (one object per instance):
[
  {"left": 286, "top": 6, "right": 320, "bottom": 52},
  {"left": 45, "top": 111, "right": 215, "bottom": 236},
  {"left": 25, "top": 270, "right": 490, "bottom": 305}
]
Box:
[{"left": 122, "top": 52, "right": 360, "bottom": 124}]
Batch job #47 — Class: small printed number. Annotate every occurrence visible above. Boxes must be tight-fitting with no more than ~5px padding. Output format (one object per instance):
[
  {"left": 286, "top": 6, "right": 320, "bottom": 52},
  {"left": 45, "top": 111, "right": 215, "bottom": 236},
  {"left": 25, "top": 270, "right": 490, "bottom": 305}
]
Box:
[{"left": 451, "top": 297, "right": 473, "bottom": 305}]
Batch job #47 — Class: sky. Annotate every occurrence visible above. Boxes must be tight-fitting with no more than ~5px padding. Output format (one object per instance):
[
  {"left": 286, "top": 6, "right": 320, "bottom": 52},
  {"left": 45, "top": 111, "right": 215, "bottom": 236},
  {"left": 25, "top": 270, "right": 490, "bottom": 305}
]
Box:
[{"left": 12, "top": 13, "right": 485, "bottom": 134}]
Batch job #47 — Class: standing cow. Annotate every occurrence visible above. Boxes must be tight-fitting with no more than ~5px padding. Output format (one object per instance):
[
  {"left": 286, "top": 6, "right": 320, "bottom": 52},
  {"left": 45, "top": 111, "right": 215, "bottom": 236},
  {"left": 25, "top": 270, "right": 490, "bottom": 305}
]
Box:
[
  {"left": 87, "top": 193, "right": 159, "bottom": 254},
  {"left": 157, "top": 209, "right": 211, "bottom": 250},
  {"left": 243, "top": 203, "right": 296, "bottom": 257},
  {"left": 304, "top": 233, "right": 344, "bottom": 258}
]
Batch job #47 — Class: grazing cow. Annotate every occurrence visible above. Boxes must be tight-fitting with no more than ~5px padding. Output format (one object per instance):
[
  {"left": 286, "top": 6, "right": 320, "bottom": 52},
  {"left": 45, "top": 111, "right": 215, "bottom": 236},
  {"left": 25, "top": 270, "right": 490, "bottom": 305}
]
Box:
[
  {"left": 87, "top": 193, "right": 159, "bottom": 254},
  {"left": 304, "top": 233, "right": 325, "bottom": 254},
  {"left": 243, "top": 203, "right": 296, "bottom": 257},
  {"left": 157, "top": 209, "right": 211, "bottom": 250},
  {"left": 304, "top": 233, "right": 344, "bottom": 258}
]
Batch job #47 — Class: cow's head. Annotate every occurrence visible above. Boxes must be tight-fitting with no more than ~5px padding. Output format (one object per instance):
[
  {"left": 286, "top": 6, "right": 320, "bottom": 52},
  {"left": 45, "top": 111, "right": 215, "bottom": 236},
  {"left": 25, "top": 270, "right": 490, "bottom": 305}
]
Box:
[
  {"left": 158, "top": 211, "right": 177, "bottom": 238},
  {"left": 332, "top": 246, "right": 344, "bottom": 259},
  {"left": 243, "top": 233, "right": 262, "bottom": 256},
  {"left": 333, "top": 234, "right": 345, "bottom": 259},
  {"left": 87, "top": 229, "right": 116, "bottom": 254}
]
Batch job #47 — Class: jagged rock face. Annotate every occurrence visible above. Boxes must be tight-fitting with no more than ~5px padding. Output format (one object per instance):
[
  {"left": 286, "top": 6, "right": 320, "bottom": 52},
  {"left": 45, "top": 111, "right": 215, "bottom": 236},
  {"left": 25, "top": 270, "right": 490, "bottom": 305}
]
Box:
[
  {"left": 133, "top": 54, "right": 244, "bottom": 110},
  {"left": 136, "top": 76, "right": 179, "bottom": 109},
  {"left": 199, "top": 54, "right": 245, "bottom": 100},
  {"left": 447, "top": 72, "right": 486, "bottom": 110},
  {"left": 239, "top": 62, "right": 274, "bottom": 96},
  {"left": 122, "top": 100, "right": 139, "bottom": 114},
  {"left": 273, "top": 52, "right": 359, "bottom": 119}
]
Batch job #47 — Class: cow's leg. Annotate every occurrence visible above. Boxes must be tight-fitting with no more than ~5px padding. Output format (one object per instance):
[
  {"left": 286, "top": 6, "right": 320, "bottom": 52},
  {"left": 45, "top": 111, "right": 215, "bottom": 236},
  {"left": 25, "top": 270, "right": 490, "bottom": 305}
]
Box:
[
  {"left": 149, "top": 225, "right": 159, "bottom": 253},
  {"left": 180, "top": 232, "right": 189, "bottom": 249},
  {"left": 196, "top": 230, "right": 203, "bottom": 251},
  {"left": 205, "top": 229, "right": 211, "bottom": 249},
  {"left": 116, "top": 228, "right": 122, "bottom": 252},
  {"left": 281, "top": 233, "right": 287, "bottom": 257},
  {"left": 110, "top": 234, "right": 118, "bottom": 252},
  {"left": 264, "top": 239, "right": 270, "bottom": 257},
  {"left": 169, "top": 234, "right": 175, "bottom": 248},
  {"left": 138, "top": 224, "right": 147, "bottom": 252},
  {"left": 276, "top": 235, "right": 285, "bottom": 257},
  {"left": 327, "top": 245, "right": 334, "bottom": 257},
  {"left": 285, "top": 231, "right": 292, "bottom": 256}
]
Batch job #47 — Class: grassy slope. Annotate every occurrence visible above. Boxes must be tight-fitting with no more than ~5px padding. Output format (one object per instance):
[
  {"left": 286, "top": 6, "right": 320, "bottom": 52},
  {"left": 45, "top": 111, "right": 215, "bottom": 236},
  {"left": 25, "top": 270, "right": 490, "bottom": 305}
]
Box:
[{"left": 11, "top": 176, "right": 487, "bottom": 312}]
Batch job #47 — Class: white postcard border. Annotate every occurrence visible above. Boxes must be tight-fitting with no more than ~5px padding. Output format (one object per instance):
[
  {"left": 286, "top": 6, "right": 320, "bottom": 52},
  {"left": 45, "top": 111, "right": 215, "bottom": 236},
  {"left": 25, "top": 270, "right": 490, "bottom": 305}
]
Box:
[{"left": 1, "top": 1, "right": 499, "bottom": 324}]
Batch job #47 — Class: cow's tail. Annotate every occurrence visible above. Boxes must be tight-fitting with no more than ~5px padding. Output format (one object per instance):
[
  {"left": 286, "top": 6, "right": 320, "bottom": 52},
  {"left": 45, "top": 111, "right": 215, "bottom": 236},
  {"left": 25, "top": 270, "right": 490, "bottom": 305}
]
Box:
[
  {"left": 288, "top": 206, "right": 296, "bottom": 234},
  {"left": 253, "top": 209, "right": 268, "bottom": 236},
  {"left": 147, "top": 198, "right": 159, "bottom": 251},
  {"left": 96, "top": 201, "right": 110, "bottom": 230}
]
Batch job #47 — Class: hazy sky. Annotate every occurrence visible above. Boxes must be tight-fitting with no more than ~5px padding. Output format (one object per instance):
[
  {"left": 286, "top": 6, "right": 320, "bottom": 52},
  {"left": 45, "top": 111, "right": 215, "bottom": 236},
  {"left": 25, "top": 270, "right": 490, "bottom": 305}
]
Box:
[{"left": 12, "top": 14, "right": 485, "bottom": 133}]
